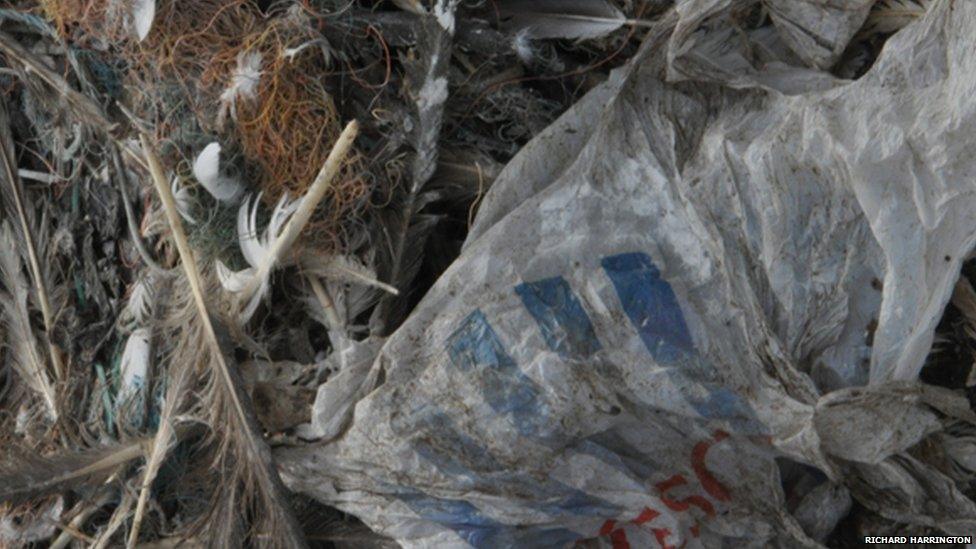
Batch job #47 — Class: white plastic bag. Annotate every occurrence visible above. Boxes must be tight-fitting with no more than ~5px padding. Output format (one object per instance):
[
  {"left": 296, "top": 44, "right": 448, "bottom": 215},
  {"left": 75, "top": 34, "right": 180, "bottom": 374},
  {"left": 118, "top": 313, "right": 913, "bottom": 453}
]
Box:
[{"left": 279, "top": 1, "right": 976, "bottom": 546}]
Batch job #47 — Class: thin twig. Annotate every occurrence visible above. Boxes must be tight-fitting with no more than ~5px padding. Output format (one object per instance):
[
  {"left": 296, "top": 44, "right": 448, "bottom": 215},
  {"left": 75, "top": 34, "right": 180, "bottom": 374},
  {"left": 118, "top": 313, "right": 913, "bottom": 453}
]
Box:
[
  {"left": 53, "top": 521, "right": 95, "bottom": 544},
  {"left": 128, "top": 418, "right": 173, "bottom": 548},
  {"left": 49, "top": 488, "right": 112, "bottom": 549},
  {"left": 92, "top": 490, "right": 135, "bottom": 549},
  {"left": 308, "top": 275, "right": 343, "bottom": 331}
]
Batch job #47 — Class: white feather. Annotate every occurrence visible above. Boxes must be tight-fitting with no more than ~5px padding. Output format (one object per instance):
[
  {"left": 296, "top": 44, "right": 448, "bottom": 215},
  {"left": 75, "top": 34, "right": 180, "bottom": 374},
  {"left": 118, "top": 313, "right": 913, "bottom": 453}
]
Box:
[
  {"left": 116, "top": 328, "right": 151, "bottom": 427},
  {"left": 131, "top": 0, "right": 155, "bottom": 41},
  {"left": 513, "top": 30, "right": 535, "bottom": 64},
  {"left": 303, "top": 254, "right": 399, "bottom": 296},
  {"left": 282, "top": 38, "right": 340, "bottom": 68},
  {"left": 217, "top": 194, "right": 299, "bottom": 320},
  {"left": 236, "top": 193, "right": 298, "bottom": 268},
  {"left": 498, "top": 0, "right": 635, "bottom": 40},
  {"left": 170, "top": 176, "right": 196, "bottom": 224},
  {"left": 391, "top": 0, "right": 426, "bottom": 15},
  {"left": 215, "top": 121, "right": 360, "bottom": 323},
  {"left": 192, "top": 143, "right": 244, "bottom": 204},
  {"left": 123, "top": 276, "right": 154, "bottom": 326},
  {"left": 218, "top": 51, "right": 263, "bottom": 125},
  {"left": 215, "top": 260, "right": 254, "bottom": 293},
  {"left": 119, "top": 328, "right": 150, "bottom": 394},
  {"left": 418, "top": 76, "right": 449, "bottom": 111},
  {"left": 434, "top": 0, "right": 457, "bottom": 34},
  {"left": 238, "top": 193, "right": 264, "bottom": 268}
]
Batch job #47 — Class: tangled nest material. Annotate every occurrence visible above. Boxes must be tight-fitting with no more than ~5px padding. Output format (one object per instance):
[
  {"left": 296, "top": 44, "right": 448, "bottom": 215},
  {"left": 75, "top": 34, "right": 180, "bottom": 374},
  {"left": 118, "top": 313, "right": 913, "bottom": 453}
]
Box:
[{"left": 52, "top": 0, "right": 367, "bottom": 247}]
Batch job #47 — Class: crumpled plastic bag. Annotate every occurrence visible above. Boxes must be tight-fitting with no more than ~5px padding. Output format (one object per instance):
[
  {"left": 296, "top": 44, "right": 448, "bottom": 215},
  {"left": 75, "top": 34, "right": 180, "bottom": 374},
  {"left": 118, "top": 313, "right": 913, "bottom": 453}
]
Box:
[{"left": 278, "top": 0, "right": 976, "bottom": 546}]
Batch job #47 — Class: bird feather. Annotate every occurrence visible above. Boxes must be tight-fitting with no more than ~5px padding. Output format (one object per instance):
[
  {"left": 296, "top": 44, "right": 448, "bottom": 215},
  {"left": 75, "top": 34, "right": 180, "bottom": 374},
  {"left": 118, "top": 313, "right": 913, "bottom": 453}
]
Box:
[
  {"left": 302, "top": 254, "right": 399, "bottom": 296},
  {"left": 217, "top": 122, "right": 359, "bottom": 324},
  {"left": 0, "top": 222, "right": 58, "bottom": 420},
  {"left": 139, "top": 134, "right": 308, "bottom": 548},
  {"left": 171, "top": 176, "right": 196, "bottom": 225},
  {"left": 0, "top": 441, "right": 144, "bottom": 505},
  {"left": 218, "top": 51, "right": 263, "bottom": 127},
  {"left": 116, "top": 328, "right": 151, "bottom": 430},
  {"left": 216, "top": 193, "right": 298, "bottom": 320},
  {"left": 192, "top": 143, "right": 245, "bottom": 204},
  {"left": 215, "top": 260, "right": 254, "bottom": 293},
  {"left": 0, "top": 96, "right": 65, "bottom": 382},
  {"left": 371, "top": 3, "right": 455, "bottom": 335},
  {"left": 497, "top": 0, "right": 637, "bottom": 40},
  {"left": 122, "top": 275, "right": 155, "bottom": 327},
  {"left": 131, "top": 0, "right": 155, "bottom": 41}
]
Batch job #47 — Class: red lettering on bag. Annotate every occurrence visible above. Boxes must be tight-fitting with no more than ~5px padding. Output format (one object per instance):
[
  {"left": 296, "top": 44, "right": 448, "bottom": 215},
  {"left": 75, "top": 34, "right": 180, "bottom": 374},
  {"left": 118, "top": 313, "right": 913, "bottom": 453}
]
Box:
[
  {"left": 651, "top": 527, "right": 675, "bottom": 549},
  {"left": 691, "top": 431, "right": 731, "bottom": 502},
  {"left": 655, "top": 474, "right": 717, "bottom": 517},
  {"left": 610, "top": 528, "right": 631, "bottom": 549},
  {"left": 631, "top": 507, "right": 661, "bottom": 525}
]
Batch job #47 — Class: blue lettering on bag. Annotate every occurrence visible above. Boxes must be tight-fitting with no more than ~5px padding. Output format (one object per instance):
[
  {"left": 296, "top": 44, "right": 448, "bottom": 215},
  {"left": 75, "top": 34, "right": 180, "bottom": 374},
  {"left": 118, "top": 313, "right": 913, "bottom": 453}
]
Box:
[{"left": 516, "top": 276, "right": 602, "bottom": 359}]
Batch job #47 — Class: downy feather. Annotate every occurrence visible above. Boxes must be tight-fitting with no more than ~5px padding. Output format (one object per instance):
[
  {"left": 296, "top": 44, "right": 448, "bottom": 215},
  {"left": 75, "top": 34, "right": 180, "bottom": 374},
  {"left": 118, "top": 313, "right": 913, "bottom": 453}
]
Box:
[
  {"left": 0, "top": 495, "right": 63, "bottom": 544},
  {"left": 512, "top": 29, "right": 535, "bottom": 64},
  {"left": 192, "top": 143, "right": 244, "bottom": 204},
  {"left": 171, "top": 176, "right": 196, "bottom": 224},
  {"left": 497, "top": 0, "right": 640, "bottom": 40},
  {"left": 218, "top": 51, "right": 263, "bottom": 126},
  {"left": 122, "top": 275, "right": 155, "bottom": 326}
]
